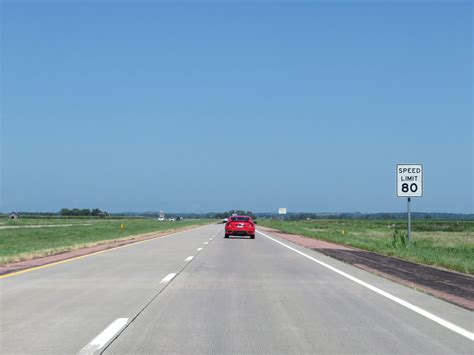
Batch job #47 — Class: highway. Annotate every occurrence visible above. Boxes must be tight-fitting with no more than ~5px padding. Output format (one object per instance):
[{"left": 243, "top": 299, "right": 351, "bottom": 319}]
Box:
[{"left": 1, "top": 224, "right": 472, "bottom": 354}]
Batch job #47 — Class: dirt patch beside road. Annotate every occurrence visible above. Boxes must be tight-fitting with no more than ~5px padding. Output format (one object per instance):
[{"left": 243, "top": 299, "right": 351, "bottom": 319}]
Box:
[{"left": 258, "top": 226, "right": 474, "bottom": 311}]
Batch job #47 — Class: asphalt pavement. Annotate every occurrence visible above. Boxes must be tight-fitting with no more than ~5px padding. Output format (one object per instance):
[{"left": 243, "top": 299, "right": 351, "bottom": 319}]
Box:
[{"left": 1, "top": 224, "right": 472, "bottom": 354}]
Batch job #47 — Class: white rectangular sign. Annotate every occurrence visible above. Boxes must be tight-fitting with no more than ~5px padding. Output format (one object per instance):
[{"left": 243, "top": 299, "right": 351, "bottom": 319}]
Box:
[
  {"left": 397, "top": 164, "right": 423, "bottom": 197},
  {"left": 278, "top": 208, "right": 287, "bottom": 215}
]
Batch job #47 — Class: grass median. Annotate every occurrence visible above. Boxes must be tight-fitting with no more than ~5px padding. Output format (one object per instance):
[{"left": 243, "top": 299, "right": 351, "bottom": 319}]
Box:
[
  {"left": 0, "top": 218, "right": 215, "bottom": 265},
  {"left": 258, "top": 219, "right": 474, "bottom": 274}
]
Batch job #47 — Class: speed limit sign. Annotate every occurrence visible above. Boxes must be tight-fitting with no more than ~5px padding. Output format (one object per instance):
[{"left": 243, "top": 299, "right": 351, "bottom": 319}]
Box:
[
  {"left": 396, "top": 164, "right": 423, "bottom": 242},
  {"left": 397, "top": 164, "right": 423, "bottom": 197}
]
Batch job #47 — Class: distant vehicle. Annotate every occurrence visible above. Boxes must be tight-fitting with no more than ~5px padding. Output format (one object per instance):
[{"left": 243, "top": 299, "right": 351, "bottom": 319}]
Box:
[
  {"left": 176, "top": 217, "right": 183, "bottom": 221},
  {"left": 158, "top": 217, "right": 165, "bottom": 221},
  {"left": 225, "top": 215, "right": 255, "bottom": 239},
  {"left": 168, "top": 218, "right": 176, "bottom": 221},
  {"left": 222, "top": 218, "right": 228, "bottom": 224}
]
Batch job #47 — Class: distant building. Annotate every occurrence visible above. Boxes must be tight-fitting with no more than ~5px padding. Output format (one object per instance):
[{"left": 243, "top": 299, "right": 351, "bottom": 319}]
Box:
[
  {"left": 98, "top": 212, "right": 109, "bottom": 219},
  {"left": 9, "top": 212, "right": 20, "bottom": 220}
]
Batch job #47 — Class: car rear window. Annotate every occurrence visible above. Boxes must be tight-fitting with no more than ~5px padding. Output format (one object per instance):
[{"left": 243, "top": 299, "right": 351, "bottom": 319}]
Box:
[{"left": 231, "top": 217, "right": 250, "bottom": 222}]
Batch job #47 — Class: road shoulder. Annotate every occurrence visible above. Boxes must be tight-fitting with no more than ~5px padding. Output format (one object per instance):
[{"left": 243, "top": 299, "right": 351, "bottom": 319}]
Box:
[
  {"left": 0, "top": 224, "right": 210, "bottom": 277},
  {"left": 258, "top": 226, "right": 474, "bottom": 311}
]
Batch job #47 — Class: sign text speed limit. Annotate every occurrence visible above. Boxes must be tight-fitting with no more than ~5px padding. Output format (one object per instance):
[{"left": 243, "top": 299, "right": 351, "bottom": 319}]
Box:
[{"left": 397, "top": 164, "right": 423, "bottom": 197}]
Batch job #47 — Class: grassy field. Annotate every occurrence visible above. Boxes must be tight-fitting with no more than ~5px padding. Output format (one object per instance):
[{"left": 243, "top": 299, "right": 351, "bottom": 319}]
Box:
[
  {"left": 258, "top": 219, "right": 474, "bottom": 274},
  {"left": 0, "top": 218, "right": 108, "bottom": 226},
  {"left": 0, "top": 218, "right": 215, "bottom": 265},
  {"left": 0, "top": 215, "right": 149, "bottom": 226}
]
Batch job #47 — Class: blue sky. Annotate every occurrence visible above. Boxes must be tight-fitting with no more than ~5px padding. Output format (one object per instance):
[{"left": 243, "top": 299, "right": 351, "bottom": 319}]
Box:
[{"left": 1, "top": 1, "right": 472, "bottom": 213}]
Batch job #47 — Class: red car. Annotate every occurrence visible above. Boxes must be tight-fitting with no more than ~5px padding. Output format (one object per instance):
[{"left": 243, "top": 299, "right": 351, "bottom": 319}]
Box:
[{"left": 225, "top": 216, "right": 255, "bottom": 239}]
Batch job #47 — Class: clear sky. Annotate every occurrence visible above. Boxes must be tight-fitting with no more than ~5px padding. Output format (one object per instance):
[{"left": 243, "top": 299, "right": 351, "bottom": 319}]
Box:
[{"left": 1, "top": 1, "right": 472, "bottom": 214}]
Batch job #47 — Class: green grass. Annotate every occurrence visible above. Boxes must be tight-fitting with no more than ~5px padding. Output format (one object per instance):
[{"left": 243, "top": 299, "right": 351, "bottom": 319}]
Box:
[
  {"left": 0, "top": 218, "right": 108, "bottom": 226},
  {"left": 0, "top": 218, "right": 215, "bottom": 265},
  {"left": 258, "top": 219, "right": 474, "bottom": 274},
  {"left": 0, "top": 215, "right": 145, "bottom": 226}
]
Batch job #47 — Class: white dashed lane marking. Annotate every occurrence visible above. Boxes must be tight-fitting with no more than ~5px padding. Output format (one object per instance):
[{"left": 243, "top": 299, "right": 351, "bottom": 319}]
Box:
[
  {"left": 78, "top": 318, "right": 129, "bottom": 354},
  {"left": 160, "top": 273, "right": 177, "bottom": 284}
]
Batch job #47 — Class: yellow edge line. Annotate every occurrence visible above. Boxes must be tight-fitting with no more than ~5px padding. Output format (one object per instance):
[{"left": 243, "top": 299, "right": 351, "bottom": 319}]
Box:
[{"left": 0, "top": 224, "right": 211, "bottom": 279}]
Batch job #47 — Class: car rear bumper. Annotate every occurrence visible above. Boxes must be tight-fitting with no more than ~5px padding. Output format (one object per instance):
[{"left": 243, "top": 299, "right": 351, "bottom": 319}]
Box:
[{"left": 226, "top": 230, "right": 255, "bottom": 236}]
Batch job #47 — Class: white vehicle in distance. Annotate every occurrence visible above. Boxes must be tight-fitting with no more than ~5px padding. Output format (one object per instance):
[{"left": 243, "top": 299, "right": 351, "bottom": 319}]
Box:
[
  {"left": 168, "top": 217, "right": 176, "bottom": 221},
  {"left": 158, "top": 217, "right": 165, "bottom": 221}
]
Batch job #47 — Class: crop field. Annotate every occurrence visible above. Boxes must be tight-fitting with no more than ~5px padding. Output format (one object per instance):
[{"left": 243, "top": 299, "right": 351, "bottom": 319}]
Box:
[
  {"left": 0, "top": 218, "right": 215, "bottom": 265},
  {"left": 258, "top": 219, "right": 474, "bottom": 274}
]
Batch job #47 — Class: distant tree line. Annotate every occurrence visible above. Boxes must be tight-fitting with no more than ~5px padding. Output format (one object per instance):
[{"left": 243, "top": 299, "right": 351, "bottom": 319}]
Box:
[
  {"left": 253, "top": 212, "right": 474, "bottom": 221},
  {"left": 110, "top": 211, "right": 473, "bottom": 221},
  {"left": 2, "top": 210, "right": 472, "bottom": 221},
  {"left": 214, "top": 210, "right": 256, "bottom": 219},
  {"left": 59, "top": 208, "right": 104, "bottom": 216}
]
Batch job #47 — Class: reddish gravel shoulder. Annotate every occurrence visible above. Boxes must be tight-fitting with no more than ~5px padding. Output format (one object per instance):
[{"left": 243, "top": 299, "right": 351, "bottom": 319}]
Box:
[
  {"left": 0, "top": 225, "right": 205, "bottom": 277},
  {"left": 258, "top": 226, "right": 474, "bottom": 311}
]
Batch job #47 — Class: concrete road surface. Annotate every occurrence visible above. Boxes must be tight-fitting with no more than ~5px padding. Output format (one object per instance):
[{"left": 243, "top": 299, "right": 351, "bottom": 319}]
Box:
[{"left": 1, "top": 224, "right": 472, "bottom": 354}]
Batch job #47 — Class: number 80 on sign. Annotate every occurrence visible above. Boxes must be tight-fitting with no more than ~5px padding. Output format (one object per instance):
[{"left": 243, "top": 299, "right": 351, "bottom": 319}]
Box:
[{"left": 397, "top": 164, "right": 423, "bottom": 197}]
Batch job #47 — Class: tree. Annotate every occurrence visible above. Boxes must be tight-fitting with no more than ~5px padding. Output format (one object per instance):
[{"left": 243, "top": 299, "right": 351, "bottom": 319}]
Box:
[
  {"left": 60, "top": 208, "right": 71, "bottom": 216},
  {"left": 91, "top": 208, "right": 102, "bottom": 216},
  {"left": 81, "top": 209, "right": 91, "bottom": 216},
  {"left": 59, "top": 208, "right": 93, "bottom": 216}
]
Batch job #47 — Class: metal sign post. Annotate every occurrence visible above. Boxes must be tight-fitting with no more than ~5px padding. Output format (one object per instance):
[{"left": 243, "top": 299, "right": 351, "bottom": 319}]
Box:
[
  {"left": 407, "top": 197, "right": 411, "bottom": 242},
  {"left": 278, "top": 208, "right": 287, "bottom": 226},
  {"left": 397, "top": 164, "right": 423, "bottom": 242}
]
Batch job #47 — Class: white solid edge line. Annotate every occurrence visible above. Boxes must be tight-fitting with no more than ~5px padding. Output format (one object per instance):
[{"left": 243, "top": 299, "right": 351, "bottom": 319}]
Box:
[
  {"left": 185, "top": 256, "right": 194, "bottom": 262},
  {"left": 204, "top": 242, "right": 209, "bottom": 245},
  {"left": 197, "top": 247, "right": 203, "bottom": 251},
  {"left": 78, "top": 318, "right": 129, "bottom": 354},
  {"left": 160, "top": 273, "right": 177, "bottom": 284},
  {"left": 257, "top": 230, "right": 474, "bottom": 341}
]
